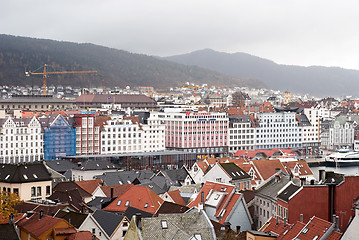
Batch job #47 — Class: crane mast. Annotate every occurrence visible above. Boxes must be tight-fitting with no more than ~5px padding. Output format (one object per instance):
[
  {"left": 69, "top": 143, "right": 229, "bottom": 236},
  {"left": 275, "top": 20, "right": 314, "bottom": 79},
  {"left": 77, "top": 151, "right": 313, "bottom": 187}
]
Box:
[{"left": 25, "top": 64, "right": 98, "bottom": 95}]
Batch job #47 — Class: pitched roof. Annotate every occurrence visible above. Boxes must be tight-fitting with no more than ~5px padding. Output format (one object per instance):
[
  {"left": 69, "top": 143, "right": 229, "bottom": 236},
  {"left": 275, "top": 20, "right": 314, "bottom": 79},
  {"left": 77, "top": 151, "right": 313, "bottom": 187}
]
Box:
[
  {"left": 154, "top": 201, "right": 189, "bottom": 216},
  {"left": 96, "top": 170, "right": 154, "bottom": 186},
  {"left": 48, "top": 189, "right": 89, "bottom": 212},
  {"left": 75, "top": 94, "right": 156, "bottom": 105},
  {"left": 195, "top": 161, "right": 209, "bottom": 173},
  {"left": 45, "top": 159, "right": 77, "bottom": 173},
  {"left": 277, "top": 183, "right": 301, "bottom": 202},
  {"left": 101, "top": 184, "right": 133, "bottom": 198},
  {"left": 0, "top": 162, "right": 52, "bottom": 183},
  {"left": 16, "top": 213, "right": 67, "bottom": 238},
  {"left": 102, "top": 185, "right": 164, "bottom": 214},
  {"left": 219, "top": 162, "right": 251, "bottom": 180},
  {"left": 92, "top": 210, "right": 126, "bottom": 237},
  {"left": 166, "top": 190, "right": 187, "bottom": 206},
  {"left": 55, "top": 210, "right": 88, "bottom": 228},
  {"left": 251, "top": 159, "right": 286, "bottom": 180},
  {"left": 75, "top": 179, "right": 103, "bottom": 195},
  {"left": 74, "top": 160, "right": 119, "bottom": 171},
  {"left": 139, "top": 210, "right": 216, "bottom": 240},
  {"left": 123, "top": 206, "right": 153, "bottom": 220},
  {"left": 282, "top": 160, "right": 313, "bottom": 177},
  {"left": 0, "top": 223, "right": 20, "bottom": 240},
  {"left": 67, "top": 231, "right": 99, "bottom": 240},
  {"left": 53, "top": 182, "right": 92, "bottom": 199}
]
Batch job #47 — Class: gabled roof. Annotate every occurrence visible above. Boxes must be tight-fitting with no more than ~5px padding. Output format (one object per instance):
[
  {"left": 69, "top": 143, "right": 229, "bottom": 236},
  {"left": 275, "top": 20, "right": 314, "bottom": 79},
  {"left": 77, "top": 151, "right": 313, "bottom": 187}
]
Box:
[
  {"left": 67, "top": 231, "right": 99, "bottom": 240},
  {"left": 74, "top": 160, "right": 119, "bottom": 171},
  {"left": 96, "top": 170, "right": 154, "bottom": 186},
  {"left": 55, "top": 210, "right": 88, "bottom": 229},
  {"left": 251, "top": 159, "right": 286, "bottom": 180},
  {"left": 48, "top": 189, "right": 90, "bottom": 212},
  {"left": 255, "top": 174, "right": 292, "bottom": 200},
  {"left": 282, "top": 160, "right": 313, "bottom": 177},
  {"left": 139, "top": 210, "right": 216, "bottom": 240},
  {"left": 16, "top": 213, "right": 69, "bottom": 238},
  {"left": 123, "top": 206, "right": 153, "bottom": 220},
  {"left": 166, "top": 190, "right": 187, "bottom": 206},
  {"left": 102, "top": 185, "right": 164, "bottom": 214},
  {"left": 53, "top": 182, "right": 92, "bottom": 199},
  {"left": 92, "top": 210, "right": 126, "bottom": 238},
  {"left": 195, "top": 161, "right": 209, "bottom": 173},
  {"left": 75, "top": 179, "right": 103, "bottom": 195},
  {"left": 45, "top": 159, "right": 77, "bottom": 173},
  {"left": 277, "top": 183, "right": 301, "bottom": 203},
  {"left": 159, "top": 168, "right": 193, "bottom": 185},
  {"left": 101, "top": 184, "right": 133, "bottom": 198},
  {"left": 154, "top": 201, "right": 189, "bottom": 216},
  {"left": 0, "top": 162, "right": 52, "bottom": 183},
  {"left": 261, "top": 216, "right": 342, "bottom": 240},
  {"left": 219, "top": 162, "right": 251, "bottom": 180}
]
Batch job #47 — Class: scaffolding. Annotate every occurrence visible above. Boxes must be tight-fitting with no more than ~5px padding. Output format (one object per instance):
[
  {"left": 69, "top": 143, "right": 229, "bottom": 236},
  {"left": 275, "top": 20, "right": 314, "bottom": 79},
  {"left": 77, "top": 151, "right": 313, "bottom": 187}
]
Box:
[{"left": 44, "top": 125, "right": 76, "bottom": 160}]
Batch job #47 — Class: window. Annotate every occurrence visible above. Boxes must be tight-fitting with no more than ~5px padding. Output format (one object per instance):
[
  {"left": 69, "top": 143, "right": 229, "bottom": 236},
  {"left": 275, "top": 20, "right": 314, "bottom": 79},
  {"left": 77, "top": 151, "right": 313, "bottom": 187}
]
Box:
[
  {"left": 122, "top": 230, "right": 127, "bottom": 237},
  {"left": 31, "top": 187, "right": 35, "bottom": 197},
  {"left": 46, "top": 186, "right": 51, "bottom": 195},
  {"left": 125, "top": 200, "right": 130, "bottom": 207},
  {"left": 144, "top": 203, "right": 148, "bottom": 208},
  {"left": 13, "top": 188, "right": 19, "bottom": 195},
  {"left": 117, "top": 200, "right": 122, "bottom": 206},
  {"left": 92, "top": 228, "right": 95, "bottom": 234},
  {"left": 37, "top": 186, "right": 42, "bottom": 196}
]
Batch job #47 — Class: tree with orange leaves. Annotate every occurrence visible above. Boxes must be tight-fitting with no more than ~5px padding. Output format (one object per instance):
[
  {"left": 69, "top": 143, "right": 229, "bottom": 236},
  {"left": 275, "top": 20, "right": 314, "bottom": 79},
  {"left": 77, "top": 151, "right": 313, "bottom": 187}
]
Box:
[{"left": 0, "top": 191, "right": 22, "bottom": 220}]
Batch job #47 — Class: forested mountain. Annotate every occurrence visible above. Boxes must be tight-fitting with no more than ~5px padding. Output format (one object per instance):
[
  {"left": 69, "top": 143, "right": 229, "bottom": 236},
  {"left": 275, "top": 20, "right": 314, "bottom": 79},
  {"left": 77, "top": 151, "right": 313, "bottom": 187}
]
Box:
[
  {"left": 164, "top": 49, "right": 359, "bottom": 97},
  {"left": 0, "top": 35, "right": 265, "bottom": 89}
]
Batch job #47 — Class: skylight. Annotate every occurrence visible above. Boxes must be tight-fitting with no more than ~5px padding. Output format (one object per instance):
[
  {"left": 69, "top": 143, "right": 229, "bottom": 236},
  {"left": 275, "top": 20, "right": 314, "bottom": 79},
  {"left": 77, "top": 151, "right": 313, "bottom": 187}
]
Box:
[
  {"left": 144, "top": 203, "right": 148, "bottom": 208},
  {"left": 161, "top": 220, "right": 168, "bottom": 229},
  {"left": 23, "top": 174, "right": 28, "bottom": 180},
  {"left": 5, "top": 175, "right": 10, "bottom": 180},
  {"left": 117, "top": 200, "right": 122, "bottom": 206},
  {"left": 125, "top": 200, "right": 130, "bottom": 207},
  {"left": 33, "top": 174, "right": 38, "bottom": 179}
]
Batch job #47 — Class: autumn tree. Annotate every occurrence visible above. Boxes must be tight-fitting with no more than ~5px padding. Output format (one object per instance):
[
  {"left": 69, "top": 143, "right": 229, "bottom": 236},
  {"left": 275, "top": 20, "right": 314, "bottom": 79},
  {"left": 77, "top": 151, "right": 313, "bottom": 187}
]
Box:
[{"left": 0, "top": 191, "right": 22, "bottom": 220}]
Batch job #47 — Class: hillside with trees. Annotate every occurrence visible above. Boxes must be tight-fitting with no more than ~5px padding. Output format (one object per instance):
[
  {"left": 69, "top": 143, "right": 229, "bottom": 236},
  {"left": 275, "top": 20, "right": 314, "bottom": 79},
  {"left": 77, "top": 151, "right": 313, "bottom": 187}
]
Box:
[{"left": 0, "top": 35, "right": 265, "bottom": 89}]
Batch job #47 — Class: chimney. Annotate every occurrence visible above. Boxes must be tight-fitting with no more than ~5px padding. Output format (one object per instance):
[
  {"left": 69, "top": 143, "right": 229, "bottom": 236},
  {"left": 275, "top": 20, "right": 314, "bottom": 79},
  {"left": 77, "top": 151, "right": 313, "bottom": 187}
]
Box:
[
  {"left": 9, "top": 213, "right": 14, "bottom": 224},
  {"left": 201, "top": 191, "right": 205, "bottom": 210},
  {"left": 319, "top": 169, "right": 325, "bottom": 182},
  {"left": 110, "top": 187, "right": 114, "bottom": 199},
  {"left": 335, "top": 216, "right": 339, "bottom": 231},
  {"left": 310, "top": 179, "right": 315, "bottom": 185},
  {"left": 300, "top": 214, "right": 303, "bottom": 222},
  {"left": 135, "top": 213, "right": 142, "bottom": 229},
  {"left": 300, "top": 178, "right": 306, "bottom": 186},
  {"left": 39, "top": 209, "right": 44, "bottom": 219},
  {"left": 276, "top": 216, "right": 279, "bottom": 225}
]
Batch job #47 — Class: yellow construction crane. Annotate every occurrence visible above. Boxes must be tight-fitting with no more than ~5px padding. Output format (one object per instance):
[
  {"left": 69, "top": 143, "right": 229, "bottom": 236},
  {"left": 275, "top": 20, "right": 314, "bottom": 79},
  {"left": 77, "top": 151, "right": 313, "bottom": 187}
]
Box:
[{"left": 25, "top": 64, "right": 98, "bottom": 95}]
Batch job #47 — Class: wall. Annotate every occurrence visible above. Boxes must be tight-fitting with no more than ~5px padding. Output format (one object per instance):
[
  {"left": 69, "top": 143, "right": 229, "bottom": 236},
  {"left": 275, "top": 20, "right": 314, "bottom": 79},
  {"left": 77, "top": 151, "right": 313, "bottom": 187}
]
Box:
[{"left": 0, "top": 180, "right": 52, "bottom": 201}]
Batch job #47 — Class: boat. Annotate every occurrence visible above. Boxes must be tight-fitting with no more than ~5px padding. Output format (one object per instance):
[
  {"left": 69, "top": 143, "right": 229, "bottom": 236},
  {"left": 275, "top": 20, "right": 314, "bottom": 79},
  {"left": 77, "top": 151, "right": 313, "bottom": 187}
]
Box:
[{"left": 325, "top": 149, "right": 359, "bottom": 167}]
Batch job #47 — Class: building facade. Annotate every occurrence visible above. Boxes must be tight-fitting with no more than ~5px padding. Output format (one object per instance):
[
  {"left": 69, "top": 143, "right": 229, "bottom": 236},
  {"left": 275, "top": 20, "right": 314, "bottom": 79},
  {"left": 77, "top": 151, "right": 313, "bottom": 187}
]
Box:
[
  {"left": 0, "top": 117, "right": 43, "bottom": 163},
  {"left": 228, "top": 115, "right": 256, "bottom": 154},
  {"left": 158, "top": 109, "right": 228, "bottom": 157},
  {"left": 40, "top": 114, "right": 76, "bottom": 160},
  {"left": 255, "top": 112, "right": 303, "bottom": 150}
]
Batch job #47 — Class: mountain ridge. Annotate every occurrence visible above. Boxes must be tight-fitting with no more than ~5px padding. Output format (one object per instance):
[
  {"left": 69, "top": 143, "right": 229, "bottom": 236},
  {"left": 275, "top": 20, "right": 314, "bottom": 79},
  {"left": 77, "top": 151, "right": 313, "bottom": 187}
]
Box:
[
  {"left": 164, "top": 48, "right": 359, "bottom": 97},
  {"left": 0, "top": 35, "right": 265, "bottom": 90}
]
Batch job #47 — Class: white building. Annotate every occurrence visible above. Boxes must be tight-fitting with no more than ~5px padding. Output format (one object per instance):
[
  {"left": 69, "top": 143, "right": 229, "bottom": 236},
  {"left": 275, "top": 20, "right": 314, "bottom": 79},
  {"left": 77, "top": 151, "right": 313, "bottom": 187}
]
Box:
[
  {"left": 0, "top": 117, "right": 43, "bottom": 163},
  {"left": 100, "top": 112, "right": 165, "bottom": 154},
  {"left": 255, "top": 112, "right": 303, "bottom": 149},
  {"left": 228, "top": 115, "right": 256, "bottom": 154}
]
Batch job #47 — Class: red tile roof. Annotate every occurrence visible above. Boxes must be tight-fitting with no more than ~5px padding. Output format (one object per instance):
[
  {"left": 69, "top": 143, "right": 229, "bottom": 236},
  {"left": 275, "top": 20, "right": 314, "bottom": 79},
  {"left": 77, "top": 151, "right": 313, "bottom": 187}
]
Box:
[
  {"left": 195, "top": 161, "right": 209, "bottom": 173},
  {"left": 17, "top": 213, "right": 68, "bottom": 238},
  {"left": 281, "top": 160, "right": 313, "bottom": 177},
  {"left": 75, "top": 179, "right": 103, "bottom": 195},
  {"left": 218, "top": 193, "right": 241, "bottom": 224},
  {"left": 101, "top": 184, "right": 133, "bottom": 198},
  {"left": 167, "top": 190, "right": 187, "bottom": 206},
  {"left": 251, "top": 159, "right": 286, "bottom": 180},
  {"left": 260, "top": 217, "right": 292, "bottom": 236},
  {"left": 102, "top": 185, "right": 163, "bottom": 214}
]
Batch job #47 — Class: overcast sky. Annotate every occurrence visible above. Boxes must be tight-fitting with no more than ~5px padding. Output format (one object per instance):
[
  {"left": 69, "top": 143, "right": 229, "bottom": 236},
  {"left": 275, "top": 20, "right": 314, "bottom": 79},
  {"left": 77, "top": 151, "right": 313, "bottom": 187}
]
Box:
[{"left": 2, "top": 0, "right": 359, "bottom": 69}]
